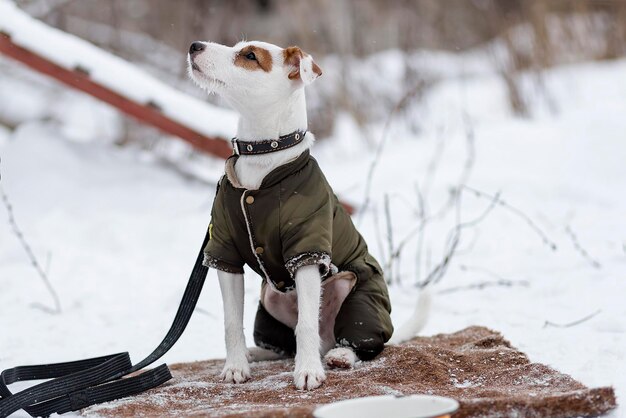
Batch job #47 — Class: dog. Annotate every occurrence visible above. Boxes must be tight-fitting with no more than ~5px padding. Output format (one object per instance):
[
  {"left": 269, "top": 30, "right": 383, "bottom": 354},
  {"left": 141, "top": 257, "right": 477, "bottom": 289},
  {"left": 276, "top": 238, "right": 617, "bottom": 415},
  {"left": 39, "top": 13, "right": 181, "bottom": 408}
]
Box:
[{"left": 188, "top": 40, "right": 429, "bottom": 390}]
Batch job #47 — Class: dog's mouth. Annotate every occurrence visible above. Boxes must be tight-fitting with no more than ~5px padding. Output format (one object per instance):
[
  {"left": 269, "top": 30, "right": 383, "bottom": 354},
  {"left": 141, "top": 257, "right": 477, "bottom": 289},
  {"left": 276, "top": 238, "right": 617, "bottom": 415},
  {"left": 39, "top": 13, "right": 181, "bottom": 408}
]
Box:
[
  {"left": 205, "top": 76, "right": 226, "bottom": 87},
  {"left": 189, "top": 62, "right": 226, "bottom": 88}
]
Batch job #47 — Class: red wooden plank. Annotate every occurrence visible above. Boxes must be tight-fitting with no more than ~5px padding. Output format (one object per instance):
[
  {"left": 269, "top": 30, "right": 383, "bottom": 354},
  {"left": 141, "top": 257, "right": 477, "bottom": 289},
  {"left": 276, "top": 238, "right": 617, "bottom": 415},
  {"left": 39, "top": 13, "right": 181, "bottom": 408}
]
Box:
[
  {"left": 0, "top": 33, "right": 233, "bottom": 159},
  {"left": 0, "top": 32, "right": 356, "bottom": 214}
]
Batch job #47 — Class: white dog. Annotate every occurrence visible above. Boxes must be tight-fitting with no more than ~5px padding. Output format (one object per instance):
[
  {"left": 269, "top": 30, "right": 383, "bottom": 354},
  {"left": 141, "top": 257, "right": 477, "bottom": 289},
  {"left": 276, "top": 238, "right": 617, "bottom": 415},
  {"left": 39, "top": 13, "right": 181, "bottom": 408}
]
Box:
[{"left": 188, "top": 40, "right": 429, "bottom": 390}]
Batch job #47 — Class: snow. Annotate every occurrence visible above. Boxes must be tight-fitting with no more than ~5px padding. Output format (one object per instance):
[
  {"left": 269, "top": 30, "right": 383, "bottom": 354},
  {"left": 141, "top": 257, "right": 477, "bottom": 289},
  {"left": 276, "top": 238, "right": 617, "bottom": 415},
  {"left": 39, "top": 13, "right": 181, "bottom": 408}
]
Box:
[
  {"left": 1, "top": 10, "right": 625, "bottom": 418},
  {"left": 0, "top": 0, "right": 238, "bottom": 140}
]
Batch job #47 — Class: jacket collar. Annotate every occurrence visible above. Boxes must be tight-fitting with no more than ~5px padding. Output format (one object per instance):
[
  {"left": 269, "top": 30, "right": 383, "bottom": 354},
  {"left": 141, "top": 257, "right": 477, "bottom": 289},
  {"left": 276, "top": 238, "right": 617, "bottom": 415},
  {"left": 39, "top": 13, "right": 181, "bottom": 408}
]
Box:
[{"left": 224, "top": 150, "right": 311, "bottom": 190}]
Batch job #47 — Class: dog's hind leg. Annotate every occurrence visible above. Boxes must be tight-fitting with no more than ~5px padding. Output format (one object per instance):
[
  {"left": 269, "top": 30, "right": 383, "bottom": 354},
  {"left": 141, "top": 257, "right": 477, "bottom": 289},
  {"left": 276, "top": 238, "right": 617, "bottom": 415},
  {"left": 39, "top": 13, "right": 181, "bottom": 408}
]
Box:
[
  {"left": 247, "top": 346, "right": 287, "bottom": 362},
  {"left": 324, "top": 347, "right": 357, "bottom": 369},
  {"left": 333, "top": 274, "right": 394, "bottom": 361},
  {"left": 250, "top": 297, "right": 296, "bottom": 360}
]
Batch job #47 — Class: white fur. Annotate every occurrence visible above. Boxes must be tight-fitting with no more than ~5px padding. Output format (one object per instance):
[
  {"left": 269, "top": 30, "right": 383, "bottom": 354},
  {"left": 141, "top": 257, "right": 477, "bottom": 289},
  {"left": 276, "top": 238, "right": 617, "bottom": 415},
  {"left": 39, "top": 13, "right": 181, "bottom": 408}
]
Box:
[
  {"left": 298, "top": 55, "right": 319, "bottom": 85},
  {"left": 217, "top": 271, "right": 250, "bottom": 383},
  {"left": 325, "top": 347, "right": 357, "bottom": 369},
  {"left": 190, "top": 40, "right": 430, "bottom": 391},
  {"left": 192, "top": 40, "right": 326, "bottom": 389},
  {"left": 293, "top": 265, "right": 326, "bottom": 389},
  {"left": 188, "top": 40, "right": 318, "bottom": 190},
  {"left": 262, "top": 271, "right": 356, "bottom": 355}
]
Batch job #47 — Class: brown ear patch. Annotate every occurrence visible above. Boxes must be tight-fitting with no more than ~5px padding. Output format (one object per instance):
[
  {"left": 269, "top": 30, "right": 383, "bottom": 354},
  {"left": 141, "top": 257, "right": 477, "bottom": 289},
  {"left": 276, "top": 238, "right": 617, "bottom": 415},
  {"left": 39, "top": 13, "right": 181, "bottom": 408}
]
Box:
[
  {"left": 283, "top": 46, "right": 322, "bottom": 81},
  {"left": 234, "top": 46, "right": 273, "bottom": 72},
  {"left": 311, "top": 61, "right": 322, "bottom": 77},
  {"left": 283, "top": 46, "right": 303, "bottom": 80}
]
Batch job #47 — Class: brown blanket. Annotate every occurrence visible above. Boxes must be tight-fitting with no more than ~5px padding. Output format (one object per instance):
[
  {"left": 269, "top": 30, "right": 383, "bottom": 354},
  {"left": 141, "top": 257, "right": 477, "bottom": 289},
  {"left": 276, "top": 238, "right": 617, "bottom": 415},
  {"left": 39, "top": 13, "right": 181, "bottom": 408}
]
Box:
[{"left": 82, "top": 326, "right": 616, "bottom": 417}]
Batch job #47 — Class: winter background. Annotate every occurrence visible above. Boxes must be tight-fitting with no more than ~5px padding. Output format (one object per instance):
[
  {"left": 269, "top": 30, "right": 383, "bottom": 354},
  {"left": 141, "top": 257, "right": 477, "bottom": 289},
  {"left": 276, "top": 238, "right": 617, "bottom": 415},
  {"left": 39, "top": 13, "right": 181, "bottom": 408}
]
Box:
[{"left": 1, "top": 0, "right": 625, "bottom": 416}]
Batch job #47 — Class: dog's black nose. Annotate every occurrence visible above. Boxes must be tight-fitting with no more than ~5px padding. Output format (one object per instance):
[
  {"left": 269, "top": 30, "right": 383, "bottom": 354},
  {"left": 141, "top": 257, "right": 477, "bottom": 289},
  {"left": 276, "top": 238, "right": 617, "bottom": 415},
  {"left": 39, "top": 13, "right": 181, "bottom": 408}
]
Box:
[{"left": 189, "top": 42, "right": 206, "bottom": 55}]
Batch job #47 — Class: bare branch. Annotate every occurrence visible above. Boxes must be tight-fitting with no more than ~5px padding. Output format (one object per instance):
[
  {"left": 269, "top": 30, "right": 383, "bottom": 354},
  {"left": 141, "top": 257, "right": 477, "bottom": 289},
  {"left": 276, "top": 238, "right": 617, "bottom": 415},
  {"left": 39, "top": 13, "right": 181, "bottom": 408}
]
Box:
[
  {"left": 459, "top": 264, "right": 513, "bottom": 281},
  {"left": 388, "top": 188, "right": 458, "bottom": 270},
  {"left": 543, "top": 310, "right": 602, "bottom": 329},
  {"left": 0, "top": 156, "right": 61, "bottom": 314},
  {"left": 374, "top": 88, "right": 477, "bottom": 288},
  {"left": 414, "top": 182, "right": 425, "bottom": 218},
  {"left": 438, "top": 279, "right": 529, "bottom": 295},
  {"left": 372, "top": 204, "right": 387, "bottom": 266},
  {"left": 460, "top": 185, "right": 558, "bottom": 251},
  {"left": 413, "top": 112, "right": 476, "bottom": 285},
  {"left": 155, "top": 155, "right": 218, "bottom": 188},
  {"left": 414, "top": 183, "right": 426, "bottom": 284},
  {"left": 417, "top": 189, "right": 501, "bottom": 289},
  {"left": 421, "top": 127, "right": 446, "bottom": 202},
  {"left": 359, "top": 81, "right": 426, "bottom": 223},
  {"left": 382, "top": 194, "right": 396, "bottom": 284},
  {"left": 565, "top": 225, "right": 601, "bottom": 269},
  {"left": 458, "top": 111, "right": 476, "bottom": 189}
]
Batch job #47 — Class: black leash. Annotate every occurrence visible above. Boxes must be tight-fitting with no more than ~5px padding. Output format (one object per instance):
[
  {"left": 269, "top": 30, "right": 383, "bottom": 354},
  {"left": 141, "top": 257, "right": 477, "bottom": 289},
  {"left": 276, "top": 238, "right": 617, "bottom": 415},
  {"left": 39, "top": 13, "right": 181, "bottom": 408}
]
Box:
[{"left": 0, "top": 228, "right": 211, "bottom": 418}]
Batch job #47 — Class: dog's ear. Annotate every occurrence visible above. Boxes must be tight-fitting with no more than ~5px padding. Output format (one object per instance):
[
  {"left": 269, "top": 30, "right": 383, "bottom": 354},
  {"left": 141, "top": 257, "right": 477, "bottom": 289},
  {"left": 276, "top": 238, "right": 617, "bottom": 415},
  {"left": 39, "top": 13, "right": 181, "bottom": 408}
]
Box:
[{"left": 283, "top": 46, "right": 322, "bottom": 85}]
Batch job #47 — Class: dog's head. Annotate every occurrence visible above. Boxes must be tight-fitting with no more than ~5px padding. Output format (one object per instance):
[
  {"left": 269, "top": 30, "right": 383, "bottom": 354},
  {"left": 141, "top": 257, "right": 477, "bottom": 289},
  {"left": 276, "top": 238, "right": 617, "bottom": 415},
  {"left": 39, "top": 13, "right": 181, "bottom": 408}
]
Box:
[{"left": 187, "top": 40, "right": 321, "bottom": 107}]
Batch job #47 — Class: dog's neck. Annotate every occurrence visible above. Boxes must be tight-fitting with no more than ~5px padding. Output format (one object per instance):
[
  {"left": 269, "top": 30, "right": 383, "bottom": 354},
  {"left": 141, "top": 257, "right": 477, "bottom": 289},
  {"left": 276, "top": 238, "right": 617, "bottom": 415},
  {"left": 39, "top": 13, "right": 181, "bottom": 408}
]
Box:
[{"left": 228, "top": 88, "right": 313, "bottom": 190}]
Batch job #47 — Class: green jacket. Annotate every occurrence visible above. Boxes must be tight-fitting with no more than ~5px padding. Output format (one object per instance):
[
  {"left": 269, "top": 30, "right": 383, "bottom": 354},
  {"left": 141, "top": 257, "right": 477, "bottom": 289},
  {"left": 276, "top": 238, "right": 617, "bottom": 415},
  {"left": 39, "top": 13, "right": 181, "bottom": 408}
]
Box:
[{"left": 203, "top": 150, "right": 384, "bottom": 293}]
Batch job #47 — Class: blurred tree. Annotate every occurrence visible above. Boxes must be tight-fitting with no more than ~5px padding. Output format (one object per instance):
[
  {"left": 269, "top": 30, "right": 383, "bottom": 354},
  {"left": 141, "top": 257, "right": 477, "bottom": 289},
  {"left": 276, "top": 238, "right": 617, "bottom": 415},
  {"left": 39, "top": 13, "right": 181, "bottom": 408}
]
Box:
[{"left": 12, "top": 0, "right": 626, "bottom": 128}]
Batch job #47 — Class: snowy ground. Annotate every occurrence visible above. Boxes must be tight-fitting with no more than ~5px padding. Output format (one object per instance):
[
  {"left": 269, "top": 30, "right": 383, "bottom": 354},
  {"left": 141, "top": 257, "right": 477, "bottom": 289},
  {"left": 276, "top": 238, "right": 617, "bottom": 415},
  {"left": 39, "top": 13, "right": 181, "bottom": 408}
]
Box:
[{"left": 1, "top": 51, "right": 625, "bottom": 417}]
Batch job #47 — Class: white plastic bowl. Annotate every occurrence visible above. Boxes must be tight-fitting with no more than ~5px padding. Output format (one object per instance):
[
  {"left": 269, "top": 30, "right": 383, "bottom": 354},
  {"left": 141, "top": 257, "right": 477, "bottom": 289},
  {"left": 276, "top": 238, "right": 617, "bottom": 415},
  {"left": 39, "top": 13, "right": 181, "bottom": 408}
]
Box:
[{"left": 314, "top": 395, "right": 459, "bottom": 418}]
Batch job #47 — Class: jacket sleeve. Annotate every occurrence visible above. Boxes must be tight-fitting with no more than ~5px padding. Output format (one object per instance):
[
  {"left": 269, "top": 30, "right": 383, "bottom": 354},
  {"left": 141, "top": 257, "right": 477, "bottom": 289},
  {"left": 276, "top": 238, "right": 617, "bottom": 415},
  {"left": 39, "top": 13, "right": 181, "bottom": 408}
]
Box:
[
  {"left": 203, "top": 184, "right": 245, "bottom": 274},
  {"left": 281, "top": 187, "right": 333, "bottom": 278}
]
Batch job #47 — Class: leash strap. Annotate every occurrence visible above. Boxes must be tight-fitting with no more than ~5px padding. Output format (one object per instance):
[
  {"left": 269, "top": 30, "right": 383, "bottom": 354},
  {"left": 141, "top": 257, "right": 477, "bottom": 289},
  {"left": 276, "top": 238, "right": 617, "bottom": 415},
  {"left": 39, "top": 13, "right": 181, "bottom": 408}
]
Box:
[
  {"left": 0, "top": 228, "right": 211, "bottom": 418},
  {"left": 232, "top": 130, "right": 306, "bottom": 155}
]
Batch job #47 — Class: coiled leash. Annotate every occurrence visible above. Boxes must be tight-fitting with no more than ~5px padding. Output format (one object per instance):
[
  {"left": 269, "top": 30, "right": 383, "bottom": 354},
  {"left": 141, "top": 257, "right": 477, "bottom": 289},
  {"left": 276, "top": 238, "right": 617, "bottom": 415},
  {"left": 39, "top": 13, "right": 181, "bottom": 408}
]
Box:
[{"left": 0, "top": 228, "right": 211, "bottom": 417}]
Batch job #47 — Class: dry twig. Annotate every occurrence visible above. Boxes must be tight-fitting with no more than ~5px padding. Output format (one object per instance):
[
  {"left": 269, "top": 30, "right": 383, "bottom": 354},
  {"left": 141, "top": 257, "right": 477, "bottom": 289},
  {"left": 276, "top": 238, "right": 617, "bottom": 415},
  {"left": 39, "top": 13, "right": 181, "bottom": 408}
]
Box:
[
  {"left": 372, "top": 204, "right": 387, "bottom": 265},
  {"left": 417, "top": 189, "right": 501, "bottom": 289},
  {"left": 421, "top": 127, "right": 446, "bottom": 203},
  {"left": 412, "top": 111, "right": 476, "bottom": 285},
  {"left": 565, "top": 225, "right": 601, "bottom": 269},
  {"left": 438, "top": 279, "right": 529, "bottom": 295},
  {"left": 359, "top": 81, "right": 426, "bottom": 223},
  {"left": 414, "top": 183, "right": 426, "bottom": 283},
  {"left": 544, "top": 310, "right": 602, "bottom": 328},
  {"left": 382, "top": 194, "right": 396, "bottom": 284},
  {"left": 0, "top": 156, "right": 62, "bottom": 314},
  {"left": 460, "top": 185, "right": 557, "bottom": 251},
  {"left": 459, "top": 264, "right": 514, "bottom": 281},
  {"left": 437, "top": 264, "right": 531, "bottom": 294}
]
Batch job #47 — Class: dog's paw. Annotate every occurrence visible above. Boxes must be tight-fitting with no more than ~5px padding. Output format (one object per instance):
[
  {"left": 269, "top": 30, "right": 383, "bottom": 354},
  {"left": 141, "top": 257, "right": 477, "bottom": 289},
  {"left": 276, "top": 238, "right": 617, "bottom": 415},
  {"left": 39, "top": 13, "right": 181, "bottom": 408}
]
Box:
[
  {"left": 219, "top": 358, "right": 251, "bottom": 383},
  {"left": 324, "top": 347, "right": 357, "bottom": 369},
  {"left": 293, "top": 359, "right": 326, "bottom": 390}
]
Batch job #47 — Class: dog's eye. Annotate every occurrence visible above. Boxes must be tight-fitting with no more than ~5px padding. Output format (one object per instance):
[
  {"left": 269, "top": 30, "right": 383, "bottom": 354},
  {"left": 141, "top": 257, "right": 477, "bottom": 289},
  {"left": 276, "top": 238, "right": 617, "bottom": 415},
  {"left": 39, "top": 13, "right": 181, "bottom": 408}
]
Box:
[{"left": 245, "top": 52, "right": 257, "bottom": 61}]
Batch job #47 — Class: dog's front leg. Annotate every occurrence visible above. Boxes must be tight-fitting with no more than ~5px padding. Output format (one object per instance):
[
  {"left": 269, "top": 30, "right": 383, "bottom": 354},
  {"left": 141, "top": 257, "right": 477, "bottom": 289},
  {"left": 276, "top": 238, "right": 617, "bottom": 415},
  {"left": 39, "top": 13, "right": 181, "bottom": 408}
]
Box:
[
  {"left": 217, "top": 270, "right": 250, "bottom": 383},
  {"left": 293, "top": 264, "right": 326, "bottom": 390}
]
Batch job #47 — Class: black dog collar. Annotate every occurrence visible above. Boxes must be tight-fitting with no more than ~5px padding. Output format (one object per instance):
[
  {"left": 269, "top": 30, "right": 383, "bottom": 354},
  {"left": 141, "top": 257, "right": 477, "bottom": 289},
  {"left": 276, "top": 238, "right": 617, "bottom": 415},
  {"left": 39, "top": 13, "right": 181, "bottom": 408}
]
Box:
[{"left": 231, "top": 130, "right": 307, "bottom": 156}]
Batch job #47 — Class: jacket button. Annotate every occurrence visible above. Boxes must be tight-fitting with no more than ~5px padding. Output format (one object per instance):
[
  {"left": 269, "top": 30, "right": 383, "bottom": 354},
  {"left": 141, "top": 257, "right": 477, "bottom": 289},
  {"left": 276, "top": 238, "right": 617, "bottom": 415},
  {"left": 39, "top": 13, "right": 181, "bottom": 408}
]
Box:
[
  {"left": 246, "top": 196, "right": 254, "bottom": 204},
  {"left": 255, "top": 246, "right": 264, "bottom": 254},
  {"left": 276, "top": 281, "right": 285, "bottom": 289}
]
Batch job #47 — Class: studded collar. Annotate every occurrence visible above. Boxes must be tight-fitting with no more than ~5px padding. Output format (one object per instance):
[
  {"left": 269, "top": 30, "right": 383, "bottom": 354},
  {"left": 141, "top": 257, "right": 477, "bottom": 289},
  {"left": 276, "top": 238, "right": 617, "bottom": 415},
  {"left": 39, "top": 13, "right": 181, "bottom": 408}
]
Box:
[{"left": 231, "top": 130, "right": 307, "bottom": 156}]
